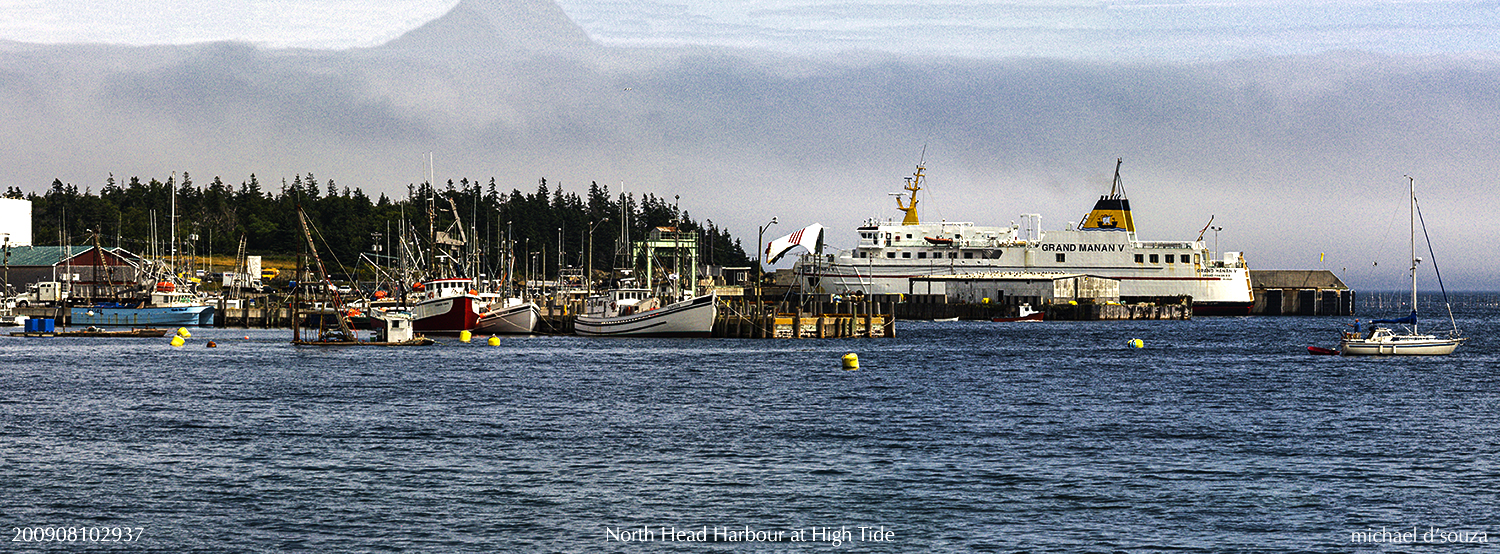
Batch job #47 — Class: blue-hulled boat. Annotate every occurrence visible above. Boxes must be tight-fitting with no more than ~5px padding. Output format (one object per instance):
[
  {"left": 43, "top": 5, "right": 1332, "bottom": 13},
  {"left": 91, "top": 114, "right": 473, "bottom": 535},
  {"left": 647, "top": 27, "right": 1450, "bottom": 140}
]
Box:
[{"left": 71, "top": 290, "right": 215, "bottom": 327}]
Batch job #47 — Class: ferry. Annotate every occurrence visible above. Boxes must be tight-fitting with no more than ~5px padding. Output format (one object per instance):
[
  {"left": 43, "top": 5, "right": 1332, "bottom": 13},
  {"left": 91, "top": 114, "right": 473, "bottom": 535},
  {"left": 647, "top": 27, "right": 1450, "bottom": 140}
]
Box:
[{"left": 792, "top": 159, "right": 1254, "bottom": 315}]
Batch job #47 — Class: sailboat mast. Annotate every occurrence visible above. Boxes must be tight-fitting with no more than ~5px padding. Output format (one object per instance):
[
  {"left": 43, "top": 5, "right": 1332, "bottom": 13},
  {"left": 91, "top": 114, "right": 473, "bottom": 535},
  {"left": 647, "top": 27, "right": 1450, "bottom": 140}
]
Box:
[{"left": 1408, "top": 175, "right": 1417, "bottom": 333}]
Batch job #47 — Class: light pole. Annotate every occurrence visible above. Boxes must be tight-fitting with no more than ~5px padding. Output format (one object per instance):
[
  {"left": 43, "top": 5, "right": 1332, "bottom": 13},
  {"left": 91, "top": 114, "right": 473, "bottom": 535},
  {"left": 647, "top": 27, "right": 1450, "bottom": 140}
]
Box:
[
  {"left": 586, "top": 218, "right": 610, "bottom": 295},
  {"left": 756, "top": 217, "right": 778, "bottom": 335},
  {"left": 1209, "top": 226, "right": 1223, "bottom": 262},
  {"left": 556, "top": 227, "right": 563, "bottom": 314}
]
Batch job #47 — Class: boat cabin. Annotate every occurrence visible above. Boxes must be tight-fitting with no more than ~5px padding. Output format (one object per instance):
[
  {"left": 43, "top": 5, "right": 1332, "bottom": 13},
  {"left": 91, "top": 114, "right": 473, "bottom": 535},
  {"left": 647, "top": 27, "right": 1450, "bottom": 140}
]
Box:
[
  {"left": 373, "top": 314, "right": 415, "bottom": 343},
  {"left": 584, "top": 289, "right": 660, "bottom": 318},
  {"left": 420, "top": 278, "right": 476, "bottom": 301}
]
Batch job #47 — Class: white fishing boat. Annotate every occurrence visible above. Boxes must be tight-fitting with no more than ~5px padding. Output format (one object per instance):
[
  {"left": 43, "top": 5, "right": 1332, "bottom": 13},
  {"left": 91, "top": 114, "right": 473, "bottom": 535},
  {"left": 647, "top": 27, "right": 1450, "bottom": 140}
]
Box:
[
  {"left": 474, "top": 297, "right": 539, "bottom": 335},
  {"left": 789, "top": 158, "right": 1255, "bottom": 315},
  {"left": 575, "top": 289, "right": 717, "bottom": 337},
  {"left": 1338, "top": 176, "right": 1464, "bottom": 356}
]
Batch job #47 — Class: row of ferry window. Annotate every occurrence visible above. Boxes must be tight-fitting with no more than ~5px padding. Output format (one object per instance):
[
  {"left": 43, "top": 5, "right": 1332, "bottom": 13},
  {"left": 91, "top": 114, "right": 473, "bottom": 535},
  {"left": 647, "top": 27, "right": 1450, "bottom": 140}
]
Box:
[
  {"left": 857, "top": 251, "right": 992, "bottom": 259},
  {"left": 855, "top": 250, "right": 1197, "bottom": 263},
  {"left": 1140, "top": 253, "right": 1197, "bottom": 264},
  {"left": 1051, "top": 253, "right": 1199, "bottom": 263},
  {"left": 860, "top": 232, "right": 919, "bottom": 240}
]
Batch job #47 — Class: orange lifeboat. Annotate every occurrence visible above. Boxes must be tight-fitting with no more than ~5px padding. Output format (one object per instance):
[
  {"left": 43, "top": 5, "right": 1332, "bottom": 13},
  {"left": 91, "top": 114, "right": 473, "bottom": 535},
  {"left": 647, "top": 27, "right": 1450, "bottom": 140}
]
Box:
[{"left": 155, "top": 281, "right": 175, "bottom": 292}]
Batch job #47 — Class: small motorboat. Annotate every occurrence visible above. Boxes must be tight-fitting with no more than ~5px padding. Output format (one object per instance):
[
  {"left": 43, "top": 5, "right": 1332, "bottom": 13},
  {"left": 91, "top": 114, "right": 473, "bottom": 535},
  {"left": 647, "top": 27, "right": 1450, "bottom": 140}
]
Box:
[
  {"left": 1307, "top": 346, "right": 1340, "bottom": 356},
  {"left": 992, "top": 304, "right": 1043, "bottom": 322}
]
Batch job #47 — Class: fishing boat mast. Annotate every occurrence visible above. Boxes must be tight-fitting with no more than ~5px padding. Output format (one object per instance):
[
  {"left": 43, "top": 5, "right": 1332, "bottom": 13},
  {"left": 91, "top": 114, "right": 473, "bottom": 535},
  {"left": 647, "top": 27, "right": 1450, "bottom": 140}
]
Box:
[{"left": 296, "top": 205, "right": 356, "bottom": 341}]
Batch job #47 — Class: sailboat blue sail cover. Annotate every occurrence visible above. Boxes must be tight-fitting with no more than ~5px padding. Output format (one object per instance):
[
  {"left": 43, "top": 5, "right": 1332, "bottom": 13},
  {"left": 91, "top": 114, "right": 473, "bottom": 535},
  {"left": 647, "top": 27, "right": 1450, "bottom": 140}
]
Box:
[{"left": 1371, "top": 311, "right": 1418, "bottom": 325}]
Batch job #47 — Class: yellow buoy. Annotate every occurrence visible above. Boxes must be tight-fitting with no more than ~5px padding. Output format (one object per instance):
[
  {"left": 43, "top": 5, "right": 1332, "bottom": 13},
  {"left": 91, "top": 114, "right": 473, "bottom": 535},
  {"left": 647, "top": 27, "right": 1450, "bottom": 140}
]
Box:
[
  {"left": 487, "top": 335, "right": 500, "bottom": 346},
  {"left": 170, "top": 335, "right": 185, "bottom": 348},
  {"left": 1128, "top": 338, "right": 1144, "bottom": 348},
  {"left": 176, "top": 327, "right": 191, "bottom": 338},
  {"left": 841, "top": 353, "right": 859, "bottom": 370},
  {"left": 459, "top": 330, "right": 473, "bottom": 343}
]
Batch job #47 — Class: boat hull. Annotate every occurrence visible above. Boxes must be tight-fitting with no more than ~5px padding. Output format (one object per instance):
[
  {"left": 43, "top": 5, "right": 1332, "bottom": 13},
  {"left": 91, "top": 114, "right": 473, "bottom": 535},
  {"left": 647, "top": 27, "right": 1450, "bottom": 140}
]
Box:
[
  {"left": 1339, "top": 337, "right": 1464, "bottom": 356},
  {"left": 991, "top": 312, "right": 1045, "bottom": 322},
  {"left": 1190, "top": 301, "right": 1255, "bottom": 316},
  {"left": 71, "top": 305, "right": 215, "bottom": 327},
  {"left": 412, "top": 294, "right": 483, "bottom": 334},
  {"left": 575, "top": 294, "right": 717, "bottom": 337},
  {"left": 474, "top": 302, "right": 540, "bottom": 335},
  {"left": 801, "top": 261, "right": 1253, "bottom": 313}
]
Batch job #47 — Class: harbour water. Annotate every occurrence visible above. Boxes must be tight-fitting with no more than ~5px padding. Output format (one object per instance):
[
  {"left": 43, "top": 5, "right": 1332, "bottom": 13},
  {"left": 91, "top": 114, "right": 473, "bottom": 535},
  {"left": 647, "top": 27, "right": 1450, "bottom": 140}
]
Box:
[{"left": 4, "top": 293, "right": 1498, "bottom": 552}]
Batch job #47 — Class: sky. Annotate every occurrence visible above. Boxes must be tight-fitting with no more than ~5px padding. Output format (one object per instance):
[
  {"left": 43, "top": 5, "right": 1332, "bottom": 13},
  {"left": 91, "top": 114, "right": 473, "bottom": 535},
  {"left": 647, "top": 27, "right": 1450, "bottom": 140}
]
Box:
[
  {"left": 2, "top": 0, "right": 1499, "bottom": 291},
  {"left": 5, "top": 0, "right": 1500, "bottom": 58}
]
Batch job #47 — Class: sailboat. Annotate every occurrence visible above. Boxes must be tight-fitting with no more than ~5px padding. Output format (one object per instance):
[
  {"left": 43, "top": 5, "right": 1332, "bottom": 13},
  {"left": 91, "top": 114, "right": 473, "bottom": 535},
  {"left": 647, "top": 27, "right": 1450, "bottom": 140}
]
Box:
[{"left": 1338, "top": 176, "right": 1465, "bottom": 356}]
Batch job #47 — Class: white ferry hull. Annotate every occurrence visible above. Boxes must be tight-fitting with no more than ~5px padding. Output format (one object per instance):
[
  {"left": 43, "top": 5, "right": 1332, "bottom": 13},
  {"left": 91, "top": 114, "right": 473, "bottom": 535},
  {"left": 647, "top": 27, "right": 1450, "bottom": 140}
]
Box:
[{"left": 575, "top": 294, "right": 717, "bottom": 337}]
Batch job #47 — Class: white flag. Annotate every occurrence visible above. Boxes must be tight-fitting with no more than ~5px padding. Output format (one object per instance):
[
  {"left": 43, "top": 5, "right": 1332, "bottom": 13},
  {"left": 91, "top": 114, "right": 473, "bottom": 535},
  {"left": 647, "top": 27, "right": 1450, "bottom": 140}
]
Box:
[{"left": 764, "top": 223, "right": 825, "bottom": 263}]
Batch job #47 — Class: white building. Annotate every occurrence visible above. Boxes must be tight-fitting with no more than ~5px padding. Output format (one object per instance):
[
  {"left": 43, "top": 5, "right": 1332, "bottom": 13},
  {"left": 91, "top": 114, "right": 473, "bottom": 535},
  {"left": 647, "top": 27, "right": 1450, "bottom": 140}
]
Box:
[{"left": 0, "top": 198, "right": 32, "bottom": 246}]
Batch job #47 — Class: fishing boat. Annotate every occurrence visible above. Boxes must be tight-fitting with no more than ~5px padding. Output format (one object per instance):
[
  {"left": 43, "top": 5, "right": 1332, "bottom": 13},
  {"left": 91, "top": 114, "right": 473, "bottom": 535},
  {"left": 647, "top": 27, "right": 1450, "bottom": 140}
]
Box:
[
  {"left": 575, "top": 289, "right": 717, "bottom": 337},
  {"left": 474, "top": 297, "right": 539, "bottom": 335},
  {"left": 71, "top": 286, "right": 215, "bottom": 327},
  {"left": 1337, "top": 177, "right": 1464, "bottom": 356},
  {"left": 411, "top": 277, "right": 484, "bottom": 334},
  {"left": 790, "top": 158, "right": 1255, "bottom": 315},
  {"left": 290, "top": 206, "right": 433, "bottom": 346},
  {"left": 68, "top": 236, "right": 215, "bottom": 327}
]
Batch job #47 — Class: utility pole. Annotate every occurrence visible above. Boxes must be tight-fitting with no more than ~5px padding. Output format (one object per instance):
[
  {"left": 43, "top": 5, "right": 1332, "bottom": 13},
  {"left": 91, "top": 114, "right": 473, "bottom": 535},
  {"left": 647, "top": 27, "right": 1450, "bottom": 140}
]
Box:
[{"left": 756, "top": 217, "right": 778, "bottom": 337}]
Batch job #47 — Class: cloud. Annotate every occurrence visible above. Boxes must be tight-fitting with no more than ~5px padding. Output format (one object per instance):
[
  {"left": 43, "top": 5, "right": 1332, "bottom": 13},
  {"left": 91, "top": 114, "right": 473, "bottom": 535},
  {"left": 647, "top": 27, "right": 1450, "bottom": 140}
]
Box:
[{"left": 1, "top": 37, "right": 1498, "bottom": 289}]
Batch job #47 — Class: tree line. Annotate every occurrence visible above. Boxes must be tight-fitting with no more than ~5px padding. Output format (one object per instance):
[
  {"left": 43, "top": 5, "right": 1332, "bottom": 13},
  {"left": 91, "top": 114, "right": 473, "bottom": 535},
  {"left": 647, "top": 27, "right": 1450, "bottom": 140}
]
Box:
[{"left": 7, "top": 173, "right": 751, "bottom": 280}]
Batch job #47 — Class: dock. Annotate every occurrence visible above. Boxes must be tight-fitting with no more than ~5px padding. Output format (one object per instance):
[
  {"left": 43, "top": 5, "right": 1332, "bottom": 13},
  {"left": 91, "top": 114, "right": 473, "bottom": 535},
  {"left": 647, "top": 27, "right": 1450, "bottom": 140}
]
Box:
[
  {"left": 531, "top": 297, "right": 896, "bottom": 338},
  {"left": 713, "top": 298, "right": 894, "bottom": 338}
]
